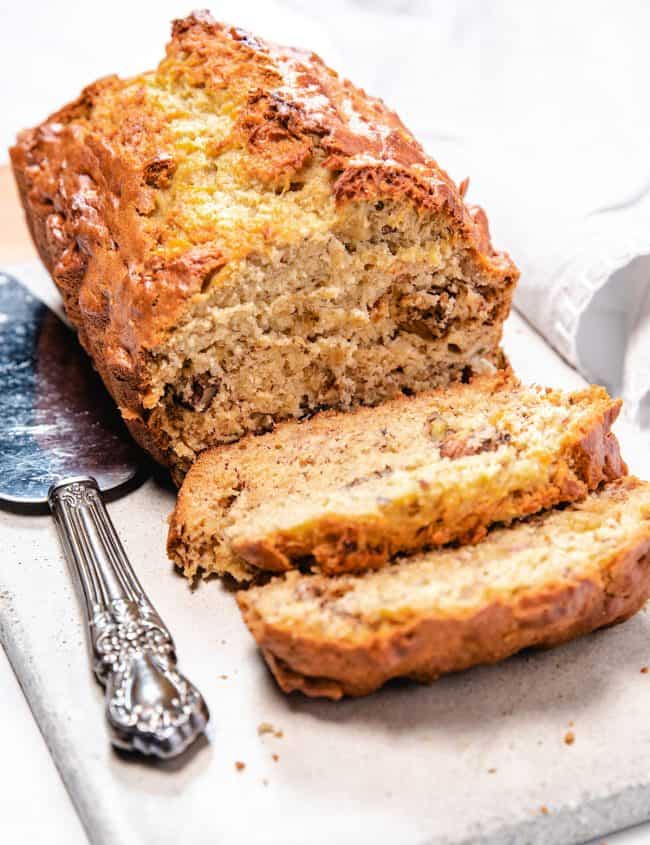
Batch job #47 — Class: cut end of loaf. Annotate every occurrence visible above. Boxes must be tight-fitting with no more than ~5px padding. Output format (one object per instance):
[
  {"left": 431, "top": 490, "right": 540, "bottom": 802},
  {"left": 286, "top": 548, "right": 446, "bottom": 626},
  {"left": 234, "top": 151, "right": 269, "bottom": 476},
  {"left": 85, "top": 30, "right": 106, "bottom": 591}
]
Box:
[
  {"left": 146, "top": 199, "right": 515, "bottom": 475},
  {"left": 237, "top": 477, "right": 650, "bottom": 698}
]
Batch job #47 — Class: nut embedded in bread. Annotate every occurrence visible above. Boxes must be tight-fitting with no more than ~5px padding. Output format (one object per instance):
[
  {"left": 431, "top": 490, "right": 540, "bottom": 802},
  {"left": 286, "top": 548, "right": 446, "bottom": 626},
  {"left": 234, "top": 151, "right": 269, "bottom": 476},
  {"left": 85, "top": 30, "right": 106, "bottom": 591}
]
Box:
[
  {"left": 10, "top": 11, "right": 517, "bottom": 479},
  {"left": 237, "top": 477, "right": 650, "bottom": 699},
  {"left": 168, "top": 373, "right": 626, "bottom": 581}
]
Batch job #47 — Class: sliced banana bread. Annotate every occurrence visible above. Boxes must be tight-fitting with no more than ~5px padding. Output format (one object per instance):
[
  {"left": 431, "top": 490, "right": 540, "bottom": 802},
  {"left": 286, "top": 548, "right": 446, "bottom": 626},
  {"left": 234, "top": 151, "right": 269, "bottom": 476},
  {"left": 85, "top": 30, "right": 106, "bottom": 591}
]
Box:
[
  {"left": 168, "top": 373, "right": 625, "bottom": 581},
  {"left": 10, "top": 11, "right": 517, "bottom": 479},
  {"left": 237, "top": 477, "right": 650, "bottom": 699}
]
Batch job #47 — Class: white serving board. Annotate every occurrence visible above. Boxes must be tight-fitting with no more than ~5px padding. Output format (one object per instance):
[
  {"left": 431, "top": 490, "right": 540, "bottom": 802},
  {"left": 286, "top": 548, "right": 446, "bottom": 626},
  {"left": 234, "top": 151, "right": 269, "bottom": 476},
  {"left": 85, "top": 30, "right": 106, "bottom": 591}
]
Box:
[{"left": 1, "top": 262, "right": 649, "bottom": 845}]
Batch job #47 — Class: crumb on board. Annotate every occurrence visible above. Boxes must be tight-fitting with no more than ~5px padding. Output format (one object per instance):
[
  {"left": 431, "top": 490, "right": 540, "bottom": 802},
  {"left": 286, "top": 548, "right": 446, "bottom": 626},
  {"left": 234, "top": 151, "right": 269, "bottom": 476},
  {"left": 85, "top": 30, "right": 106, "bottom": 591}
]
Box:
[
  {"left": 219, "top": 674, "right": 228, "bottom": 679},
  {"left": 235, "top": 761, "right": 246, "bottom": 772},
  {"left": 641, "top": 666, "right": 648, "bottom": 674},
  {"left": 272, "top": 753, "right": 279, "bottom": 762},
  {"left": 540, "top": 805, "right": 549, "bottom": 815},
  {"left": 564, "top": 731, "right": 575, "bottom": 746},
  {"left": 487, "top": 768, "right": 496, "bottom": 774},
  {"left": 258, "top": 722, "right": 284, "bottom": 738}
]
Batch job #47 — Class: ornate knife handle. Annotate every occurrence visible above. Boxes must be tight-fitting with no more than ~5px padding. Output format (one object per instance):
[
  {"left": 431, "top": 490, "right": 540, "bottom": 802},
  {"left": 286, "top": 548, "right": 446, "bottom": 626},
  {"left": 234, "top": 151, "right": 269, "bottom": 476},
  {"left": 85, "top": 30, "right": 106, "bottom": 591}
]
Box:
[{"left": 48, "top": 477, "right": 209, "bottom": 758}]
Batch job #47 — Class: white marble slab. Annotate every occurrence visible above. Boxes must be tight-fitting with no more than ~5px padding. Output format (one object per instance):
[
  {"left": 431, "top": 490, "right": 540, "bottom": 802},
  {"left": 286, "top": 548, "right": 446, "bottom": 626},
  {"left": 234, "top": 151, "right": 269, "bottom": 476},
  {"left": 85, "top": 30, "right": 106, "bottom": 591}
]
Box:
[
  {"left": 1, "top": 264, "right": 649, "bottom": 845},
  {"left": 0, "top": 646, "right": 87, "bottom": 844}
]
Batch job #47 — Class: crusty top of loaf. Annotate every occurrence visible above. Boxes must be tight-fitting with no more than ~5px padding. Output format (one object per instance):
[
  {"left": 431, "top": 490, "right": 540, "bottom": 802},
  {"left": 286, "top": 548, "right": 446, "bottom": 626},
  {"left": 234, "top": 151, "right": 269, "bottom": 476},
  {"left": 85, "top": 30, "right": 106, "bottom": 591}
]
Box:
[{"left": 11, "top": 10, "right": 516, "bottom": 363}]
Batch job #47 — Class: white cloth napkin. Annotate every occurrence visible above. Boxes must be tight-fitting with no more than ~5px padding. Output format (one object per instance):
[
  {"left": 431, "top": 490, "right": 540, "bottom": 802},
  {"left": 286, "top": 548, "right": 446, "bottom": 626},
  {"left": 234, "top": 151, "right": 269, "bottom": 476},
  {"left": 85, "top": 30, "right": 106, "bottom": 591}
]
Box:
[{"left": 278, "top": 0, "right": 650, "bottom": 425}]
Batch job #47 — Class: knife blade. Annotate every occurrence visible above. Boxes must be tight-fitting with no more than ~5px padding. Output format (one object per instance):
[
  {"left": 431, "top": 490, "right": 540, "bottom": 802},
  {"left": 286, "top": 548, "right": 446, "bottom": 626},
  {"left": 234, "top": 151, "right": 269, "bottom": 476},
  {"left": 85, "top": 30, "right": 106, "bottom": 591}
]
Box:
[{"left": 0, "top": 271, "right": 139, "bottom": 503}]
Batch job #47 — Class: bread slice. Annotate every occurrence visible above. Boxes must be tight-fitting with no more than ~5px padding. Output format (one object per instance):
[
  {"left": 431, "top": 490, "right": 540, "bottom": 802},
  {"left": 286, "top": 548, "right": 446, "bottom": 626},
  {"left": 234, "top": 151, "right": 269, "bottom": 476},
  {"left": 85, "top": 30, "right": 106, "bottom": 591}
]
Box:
[
  {"left": 168, "top": 373, "right": 625, "bottom": 581},
  {"left": 237, "top": 477, "right": 650, "bottom": 699},
  {"left": 10, "top": 12, "right": 517, "bottom": 480}
]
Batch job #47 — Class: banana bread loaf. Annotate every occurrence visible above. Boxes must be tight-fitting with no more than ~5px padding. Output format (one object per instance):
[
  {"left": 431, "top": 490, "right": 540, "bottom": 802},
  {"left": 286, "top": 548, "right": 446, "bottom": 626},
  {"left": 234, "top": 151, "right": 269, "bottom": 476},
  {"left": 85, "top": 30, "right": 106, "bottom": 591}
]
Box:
[
  {"left": 237, "top": 477, "right": 650, "bottom": 699},
  {"left": 10, "top": 11, "right": 517, "bottom": 478},
  {"left": 168, "top": 373, "right": 625, "bottom": 581}
]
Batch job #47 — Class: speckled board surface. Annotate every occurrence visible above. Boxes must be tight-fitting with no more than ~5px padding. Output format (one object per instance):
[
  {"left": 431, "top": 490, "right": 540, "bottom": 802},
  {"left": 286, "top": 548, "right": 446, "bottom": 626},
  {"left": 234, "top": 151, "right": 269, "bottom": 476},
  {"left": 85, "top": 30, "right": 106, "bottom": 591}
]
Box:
[{"left": 1, "top": 262, "right": 649, "bottom": 845}]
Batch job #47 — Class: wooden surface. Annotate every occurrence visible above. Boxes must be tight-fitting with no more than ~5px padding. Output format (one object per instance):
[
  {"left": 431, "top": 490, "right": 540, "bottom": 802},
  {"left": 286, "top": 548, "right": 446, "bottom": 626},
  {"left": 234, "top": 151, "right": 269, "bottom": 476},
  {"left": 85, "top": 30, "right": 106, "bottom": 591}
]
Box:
[{"left": 0, "top": 164, "right": 36, "bottom": 264}]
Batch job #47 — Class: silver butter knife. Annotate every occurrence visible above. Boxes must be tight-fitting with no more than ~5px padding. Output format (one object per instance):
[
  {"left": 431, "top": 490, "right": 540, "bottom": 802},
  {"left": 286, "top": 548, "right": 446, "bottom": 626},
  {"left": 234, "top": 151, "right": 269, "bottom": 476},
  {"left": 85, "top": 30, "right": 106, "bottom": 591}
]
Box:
[{"left": 0, "top": 271, "right": 209, "bottom": 758}]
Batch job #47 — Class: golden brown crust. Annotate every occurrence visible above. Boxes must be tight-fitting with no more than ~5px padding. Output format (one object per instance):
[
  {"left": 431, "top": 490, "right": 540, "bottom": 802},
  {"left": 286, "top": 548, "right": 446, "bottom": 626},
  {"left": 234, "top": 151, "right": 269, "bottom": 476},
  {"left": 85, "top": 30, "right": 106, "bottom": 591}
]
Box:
[
  {"left": 568, "top": 400, "right": 627, "bottom": 486},
  {"left": 237, "top": 536, "right": 650, "bottom": 700},
  {"left": 10, "top": 11, "right": 517, "bottom": 471}
]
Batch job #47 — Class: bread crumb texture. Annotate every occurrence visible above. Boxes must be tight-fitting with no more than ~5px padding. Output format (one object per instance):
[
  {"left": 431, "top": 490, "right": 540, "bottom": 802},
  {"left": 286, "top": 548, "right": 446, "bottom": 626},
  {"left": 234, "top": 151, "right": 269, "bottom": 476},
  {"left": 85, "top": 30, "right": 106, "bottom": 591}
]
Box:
[
  {"left": 169, "top": 374, "right": 625, "bottom": 581},
  {"left": 237, "top": 478, "right": 650, "bottom": 698},
  {"left": 10, "top": 11, "right": 516, "bottom": 477}
]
